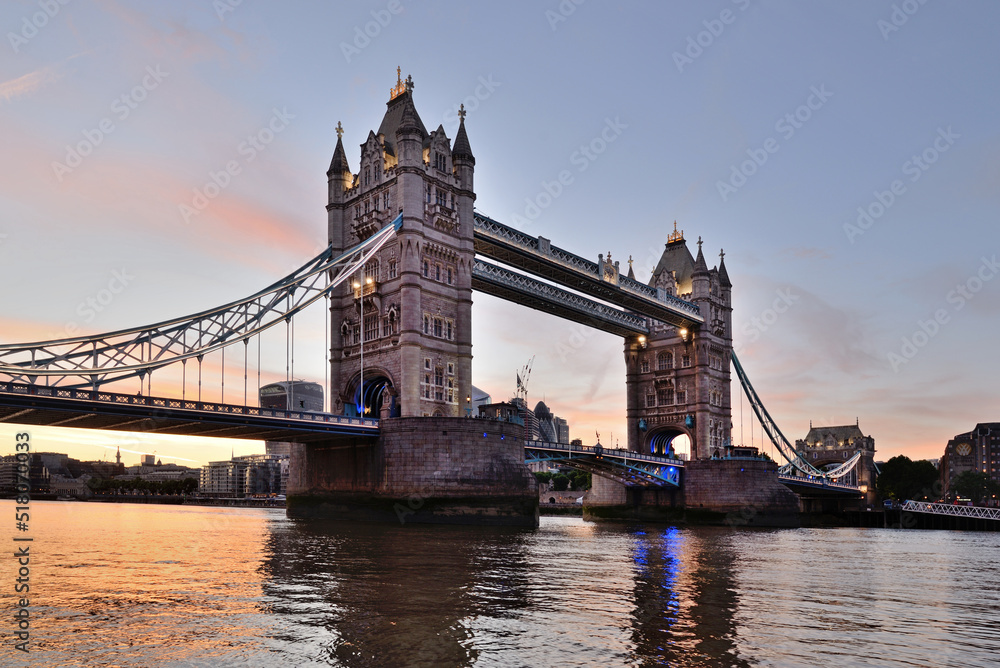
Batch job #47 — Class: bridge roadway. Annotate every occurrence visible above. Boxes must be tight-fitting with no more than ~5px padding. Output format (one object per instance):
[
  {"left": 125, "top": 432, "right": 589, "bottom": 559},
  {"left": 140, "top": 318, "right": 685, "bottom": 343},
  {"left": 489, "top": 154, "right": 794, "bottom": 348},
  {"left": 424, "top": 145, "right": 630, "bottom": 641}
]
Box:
[
  {"left": 0, "top": 382, "right": 378, "bottom": 442},
  {"left": 472, "top": 213, "right": 704, "bottom": 332},
  {"left": 777, "top": 473, "right": 864, "bottom": 496},
  {"left": 524, "top": 440, "right": 684, "bottom": 487}
]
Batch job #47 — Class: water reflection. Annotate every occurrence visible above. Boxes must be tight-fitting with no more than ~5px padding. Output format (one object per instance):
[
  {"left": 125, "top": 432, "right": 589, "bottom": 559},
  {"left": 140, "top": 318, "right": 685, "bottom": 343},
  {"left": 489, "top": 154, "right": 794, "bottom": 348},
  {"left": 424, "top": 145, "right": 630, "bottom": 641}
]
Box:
[
  {"left": 260, "top": 520, "right": 534, "bottom": 667},
  {"left": 20, "top": 501, "right": 1000, "bottom": 667},
  {"left": 627, "top": 526, "right": 754, "bottom": 667}
]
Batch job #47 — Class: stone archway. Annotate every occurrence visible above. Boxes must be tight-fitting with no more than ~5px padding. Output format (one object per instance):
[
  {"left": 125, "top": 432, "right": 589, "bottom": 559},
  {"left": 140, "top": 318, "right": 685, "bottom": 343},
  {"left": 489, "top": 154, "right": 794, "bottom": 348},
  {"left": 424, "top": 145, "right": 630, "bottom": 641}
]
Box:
[
  {"left": 645, "top": 426, "right": 692, "bottom": 458},
  {"left": 345, "top": 369, "right": 395, "bottom": 418}
]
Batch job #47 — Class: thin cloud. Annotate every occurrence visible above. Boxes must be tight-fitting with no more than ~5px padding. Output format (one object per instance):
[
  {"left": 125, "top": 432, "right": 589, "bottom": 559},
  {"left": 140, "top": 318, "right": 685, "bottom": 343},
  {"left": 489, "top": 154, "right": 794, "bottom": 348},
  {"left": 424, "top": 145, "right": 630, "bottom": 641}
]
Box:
[
  {"left": 0, "top": 65, "right": 62, "bottom": 103},
  {"left": 0, "top": 52, "right": 90, "bottom": 103}
]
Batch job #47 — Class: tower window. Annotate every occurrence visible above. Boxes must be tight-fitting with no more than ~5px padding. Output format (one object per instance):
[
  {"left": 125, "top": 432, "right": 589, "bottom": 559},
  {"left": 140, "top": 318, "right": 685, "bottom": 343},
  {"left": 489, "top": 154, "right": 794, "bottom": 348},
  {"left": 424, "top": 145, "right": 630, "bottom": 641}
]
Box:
[
  {"left": 657, "top": 352, "right": 673, "bottom": 371},
  {"left": 682, "top": 355, "right": 691, "bottom": 368},
  {"left": 423, "top": 261, "right": 429, "bottom": 277},
  {"left": 641, "top": 359, "right": 649, "bottom": 374},
  {"left": 447, "top": 267, "right": 453, "bottom": 285},
  {"left": 646, "top": 391, "right": 656, "bottom": 408}
]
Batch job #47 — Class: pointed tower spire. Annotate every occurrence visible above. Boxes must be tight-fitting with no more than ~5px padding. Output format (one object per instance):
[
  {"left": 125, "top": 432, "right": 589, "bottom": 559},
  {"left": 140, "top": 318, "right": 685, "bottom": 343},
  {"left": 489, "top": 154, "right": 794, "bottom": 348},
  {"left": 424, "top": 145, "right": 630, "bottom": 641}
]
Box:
[
  {"left": 718, "top": 248, "right": 732, "bottom": 287},
  {"left": 396, "top": 89, "right": 423, "bottom": 135},
  {"left": 452, "top": 104, "right": 475, "bottom": 165},
  {"left": 115, "top": 446, "right": 121, "bottom": 465},
  {"left": 327, "top": 121, "right": 352, "bottom": 176},
  {"left": 693, "top": 236, "right": 709, "bottom": 276}
]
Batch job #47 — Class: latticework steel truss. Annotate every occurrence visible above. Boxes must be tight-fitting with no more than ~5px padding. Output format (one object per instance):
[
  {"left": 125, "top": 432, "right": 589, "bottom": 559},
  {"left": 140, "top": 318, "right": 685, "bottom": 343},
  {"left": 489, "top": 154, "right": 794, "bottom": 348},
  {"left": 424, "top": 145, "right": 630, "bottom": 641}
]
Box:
[
  {"left": 0, "top": 215, "right": 401, "bottom": 389},
  {"left": 902, "top": 500, "right": 1000, "bottom": 521}
]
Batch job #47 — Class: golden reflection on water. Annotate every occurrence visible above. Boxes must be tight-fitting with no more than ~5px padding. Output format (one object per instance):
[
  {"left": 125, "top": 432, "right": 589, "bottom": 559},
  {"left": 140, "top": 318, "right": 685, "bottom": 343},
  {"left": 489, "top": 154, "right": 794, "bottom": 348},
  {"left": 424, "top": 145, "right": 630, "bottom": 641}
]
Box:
[
  {"left": 15, "top": 500, "right": 274, "bottom": 666},
  {"left": 10, "top": 501, "right": 1000, "bottom": 667}
]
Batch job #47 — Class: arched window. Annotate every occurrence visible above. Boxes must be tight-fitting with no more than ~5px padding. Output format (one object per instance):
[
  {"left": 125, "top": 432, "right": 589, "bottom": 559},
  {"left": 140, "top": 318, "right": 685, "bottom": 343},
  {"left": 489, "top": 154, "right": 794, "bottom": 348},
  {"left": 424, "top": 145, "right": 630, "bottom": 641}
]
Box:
[{"left": 657, "top": 352, "right": 673, "bottom": 371}]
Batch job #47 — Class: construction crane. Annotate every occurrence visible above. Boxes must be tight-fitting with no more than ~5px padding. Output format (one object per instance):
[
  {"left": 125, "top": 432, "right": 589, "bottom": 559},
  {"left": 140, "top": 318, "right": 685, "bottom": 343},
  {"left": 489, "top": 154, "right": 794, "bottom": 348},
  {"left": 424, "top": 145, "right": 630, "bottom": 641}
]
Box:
[{"left": 515, "top": 355, "right": 534, "bottom": 402}]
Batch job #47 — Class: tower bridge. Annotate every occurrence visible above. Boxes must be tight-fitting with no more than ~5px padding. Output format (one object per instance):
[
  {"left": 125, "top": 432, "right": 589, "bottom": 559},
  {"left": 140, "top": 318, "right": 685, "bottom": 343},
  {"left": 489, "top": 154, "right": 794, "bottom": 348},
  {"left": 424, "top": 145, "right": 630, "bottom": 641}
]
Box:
[{"left": 0, "top": 72, "right": 865, "bottom": 525}]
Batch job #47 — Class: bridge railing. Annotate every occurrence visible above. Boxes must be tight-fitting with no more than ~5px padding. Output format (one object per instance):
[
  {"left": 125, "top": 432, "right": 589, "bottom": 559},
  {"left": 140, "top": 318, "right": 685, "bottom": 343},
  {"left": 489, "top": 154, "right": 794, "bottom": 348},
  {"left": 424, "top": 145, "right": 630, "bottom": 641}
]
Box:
[
  {"left": 901, "top": 500, "right": 1000, "bottom": 521},
  {"left": 0, "top": 381, "right": 379, "bottom": 429},
  {"left": 777, "top": 474, "right": 862, "bottom": 492},
  {"left": 524, "top": 439, "right": 685, "bottom": 467}
]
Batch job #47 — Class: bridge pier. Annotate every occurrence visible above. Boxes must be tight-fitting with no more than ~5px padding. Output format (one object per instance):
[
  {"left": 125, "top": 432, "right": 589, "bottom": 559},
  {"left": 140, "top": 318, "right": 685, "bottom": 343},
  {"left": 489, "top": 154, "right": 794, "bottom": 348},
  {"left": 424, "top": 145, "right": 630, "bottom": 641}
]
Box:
[
  {"left": 287, "top": 417, "right": 538, "bottom": 527},
  {"left": 583, "top": 459, "right": 800, "bottom": 527}
]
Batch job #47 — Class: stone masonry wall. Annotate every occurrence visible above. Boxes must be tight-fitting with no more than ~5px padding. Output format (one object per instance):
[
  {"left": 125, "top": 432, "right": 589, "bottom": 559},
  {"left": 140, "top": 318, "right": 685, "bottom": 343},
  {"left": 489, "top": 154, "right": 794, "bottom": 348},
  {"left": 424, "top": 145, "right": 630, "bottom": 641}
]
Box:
[
  {"left": 683, "top": 459, "right": 799, "bottom": 514},
  {"left": 288, "top": 417, "right": 535, "bottom": 499}
]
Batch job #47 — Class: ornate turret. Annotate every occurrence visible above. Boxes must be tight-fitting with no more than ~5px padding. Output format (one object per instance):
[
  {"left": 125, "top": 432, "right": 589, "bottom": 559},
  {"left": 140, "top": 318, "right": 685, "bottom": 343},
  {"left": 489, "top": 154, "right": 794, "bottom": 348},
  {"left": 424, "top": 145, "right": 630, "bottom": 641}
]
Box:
[
  {"left": 691, "top": 236, "right": 710, "bottom": 300},
  {"left": 718, "top": 249, "right": 732, "bottom": 288},
  {"left": 452, "top": 105, "right": 475, "bottom": 164},
  {"left": 327, "top": 121, "right": 353, "bottom": 201}
]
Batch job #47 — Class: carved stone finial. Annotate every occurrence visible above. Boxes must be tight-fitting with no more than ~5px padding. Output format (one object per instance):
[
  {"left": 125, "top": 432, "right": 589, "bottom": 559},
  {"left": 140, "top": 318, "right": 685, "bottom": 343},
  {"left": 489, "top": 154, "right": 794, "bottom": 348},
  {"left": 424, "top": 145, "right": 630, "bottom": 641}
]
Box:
[
  {"left": 697, "top": 236, "right": 703, "bottom": 251},
  {"left": 720, "top": 248, "right": 725, "bottom": 261},
  {"left": 628, "top": 255, "right": 633, "bottom": 268},
  {"left": 458, "top": 103, "right": 466, "bottom": 121},
  {"left": 335, "top": 121, "right": 343, "bottom": 139},
  {"left": 405, "top": 74, "right": 414, "bottom": 91}
]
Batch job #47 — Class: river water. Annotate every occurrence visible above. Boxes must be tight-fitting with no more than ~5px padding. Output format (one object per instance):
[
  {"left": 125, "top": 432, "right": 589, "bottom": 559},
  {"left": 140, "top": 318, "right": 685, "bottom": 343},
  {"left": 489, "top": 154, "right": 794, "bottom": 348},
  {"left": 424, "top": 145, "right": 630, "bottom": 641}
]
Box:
[{"left": 5, "top": 500, "right": 999, "bottom": 667}]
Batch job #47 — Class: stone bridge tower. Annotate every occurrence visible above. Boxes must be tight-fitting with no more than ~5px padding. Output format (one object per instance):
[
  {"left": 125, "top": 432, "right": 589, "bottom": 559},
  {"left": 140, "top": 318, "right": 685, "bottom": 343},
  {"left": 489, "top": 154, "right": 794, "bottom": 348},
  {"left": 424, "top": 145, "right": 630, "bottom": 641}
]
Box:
[
  {"left": 624, "top": 224, "right": 733, "bottom": 460},
  {"left": 326, "top": 71, "right": 476, "bottom": 419}
]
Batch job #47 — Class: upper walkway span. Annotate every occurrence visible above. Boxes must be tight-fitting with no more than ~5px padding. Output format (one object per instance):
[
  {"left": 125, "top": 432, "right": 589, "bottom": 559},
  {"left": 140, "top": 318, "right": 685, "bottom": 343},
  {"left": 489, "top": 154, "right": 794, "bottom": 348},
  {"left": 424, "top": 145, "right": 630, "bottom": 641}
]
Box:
[{"left": 473, "top": 213, "right": 704, "bottom": 330}]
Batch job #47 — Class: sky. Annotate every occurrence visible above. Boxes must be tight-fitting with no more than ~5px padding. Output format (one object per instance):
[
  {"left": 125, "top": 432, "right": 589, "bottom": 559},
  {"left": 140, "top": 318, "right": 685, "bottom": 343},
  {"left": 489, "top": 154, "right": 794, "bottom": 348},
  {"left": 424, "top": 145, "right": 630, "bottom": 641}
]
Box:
[{"left": 1, "top": 0, "right": 998, "bottom": 467}]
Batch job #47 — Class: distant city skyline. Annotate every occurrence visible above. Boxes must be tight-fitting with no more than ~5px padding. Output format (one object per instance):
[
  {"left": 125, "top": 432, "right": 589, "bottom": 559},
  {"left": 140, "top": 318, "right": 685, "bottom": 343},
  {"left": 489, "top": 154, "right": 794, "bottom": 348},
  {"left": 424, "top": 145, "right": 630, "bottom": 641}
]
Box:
[{"left": 2, "top": 2, "right": 999, "bottom": 466}]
